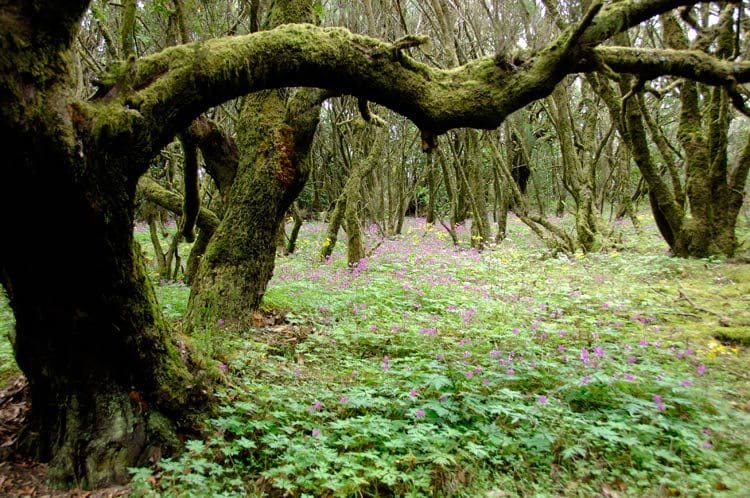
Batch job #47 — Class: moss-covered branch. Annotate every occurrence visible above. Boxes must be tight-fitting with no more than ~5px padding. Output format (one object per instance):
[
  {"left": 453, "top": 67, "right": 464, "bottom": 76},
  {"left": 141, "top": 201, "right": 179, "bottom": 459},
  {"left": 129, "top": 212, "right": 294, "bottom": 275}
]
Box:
[
  {"left": 591, "top": 47, "right": 750, "bottom": 85},
  {"left": 177, "top": 134, "right": 200, "bottom": 242},
  {"left": 84, "top": 1, "right": 750, "bottom": 174},
  {"left": 138, "top": 177, "right": 220, "bottom": 232},
  {"left": 184, "top": 117, "right": 238, "bottom": 198}
]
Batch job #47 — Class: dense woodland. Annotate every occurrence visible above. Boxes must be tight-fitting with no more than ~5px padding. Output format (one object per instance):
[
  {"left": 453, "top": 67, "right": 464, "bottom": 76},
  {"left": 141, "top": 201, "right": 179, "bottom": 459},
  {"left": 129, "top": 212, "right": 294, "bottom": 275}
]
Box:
[{"left": 1, "top": 0, "right": 750, "bottom": 495}]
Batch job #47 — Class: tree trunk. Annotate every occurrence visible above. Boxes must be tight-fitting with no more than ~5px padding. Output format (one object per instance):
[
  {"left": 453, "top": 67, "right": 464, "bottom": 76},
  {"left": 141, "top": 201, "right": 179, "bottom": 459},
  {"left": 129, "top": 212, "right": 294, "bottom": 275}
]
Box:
[
  {"left": 185, "top": 2, "right": 324, "bottom": 331},
  {"left": 0, "top": 8, "right": 200, "bottom": 485}
]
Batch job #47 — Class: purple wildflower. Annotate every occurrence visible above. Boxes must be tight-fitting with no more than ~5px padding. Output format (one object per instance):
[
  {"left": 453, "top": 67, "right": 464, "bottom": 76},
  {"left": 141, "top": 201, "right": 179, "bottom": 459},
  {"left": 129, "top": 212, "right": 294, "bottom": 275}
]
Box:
[
  {"left": 382, "top": 355, "right": 391, "bottom": 371},
  {"left": 580, "top": 348, "right": 590, "bottom": 365}
]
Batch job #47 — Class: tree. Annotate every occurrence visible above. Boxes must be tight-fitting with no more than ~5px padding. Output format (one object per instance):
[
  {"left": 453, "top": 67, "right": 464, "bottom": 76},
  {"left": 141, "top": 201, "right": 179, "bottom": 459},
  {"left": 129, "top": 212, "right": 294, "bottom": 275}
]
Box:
[
  {"left": 184, "top": 0, "right": 326, "bottom": 331},
  {"left": 2, "top": 0, "right": 749, "bottom": 488}
]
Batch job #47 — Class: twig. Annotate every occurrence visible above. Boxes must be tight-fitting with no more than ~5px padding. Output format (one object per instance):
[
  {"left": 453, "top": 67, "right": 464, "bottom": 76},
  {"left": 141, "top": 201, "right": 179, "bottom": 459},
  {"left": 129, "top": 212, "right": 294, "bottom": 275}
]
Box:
[
  {"left": 561, "top": 1, "right": 603, "bottom": 56},
  {"left": 676, "top": 285, "right": 724, "bottom": 318}
]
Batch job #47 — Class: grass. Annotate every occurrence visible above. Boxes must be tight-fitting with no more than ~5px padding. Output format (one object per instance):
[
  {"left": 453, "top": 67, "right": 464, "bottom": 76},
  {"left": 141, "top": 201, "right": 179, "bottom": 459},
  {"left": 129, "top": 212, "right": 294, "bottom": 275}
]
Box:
[
  {"left": 3, "top": 213, "right": 750, "bottom": 496},
  {"left": 0, "top": 291, "right": 16, "bottom": 385}
]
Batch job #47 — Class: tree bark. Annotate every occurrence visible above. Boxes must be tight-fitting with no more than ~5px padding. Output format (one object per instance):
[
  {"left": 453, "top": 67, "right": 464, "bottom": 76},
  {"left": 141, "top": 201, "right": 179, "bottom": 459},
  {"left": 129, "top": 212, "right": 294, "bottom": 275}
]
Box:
[
  {"left": 0, "top": 5, "right": 201, "bottom": 486},
  {"left": 186, "top": 1, "right": 325, "bottom": 330}
]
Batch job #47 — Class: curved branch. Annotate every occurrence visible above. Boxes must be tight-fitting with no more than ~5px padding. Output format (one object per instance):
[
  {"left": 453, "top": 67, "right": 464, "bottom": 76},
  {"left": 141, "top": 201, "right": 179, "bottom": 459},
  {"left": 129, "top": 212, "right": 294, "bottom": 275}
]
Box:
[
  {"left": 86, "top": 1, "right": 742, "bottom": 171},
  {"left": 184, "top": 117, "right": 238, "bottom": 197}
]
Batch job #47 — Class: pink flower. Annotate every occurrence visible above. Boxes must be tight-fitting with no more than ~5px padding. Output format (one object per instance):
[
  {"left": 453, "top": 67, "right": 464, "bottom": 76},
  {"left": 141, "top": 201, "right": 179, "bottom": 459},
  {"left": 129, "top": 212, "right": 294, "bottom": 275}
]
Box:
[
  {"left": 537, "top": 395, "right": 548, "bottom": 405},
  {"left": 624, "top": 373, "right": 635, "bottom": 381},
  {"left": 309, "top": 400, "right": 323, "bottom": 412},
  {"left": 681, "top": 379, "right": 693, "bottom": 387},
  {"left": 652, "top": 394, "right": 665, "bottom": 412},
  {"left": 506, "top": 368, "right": 515, "bottom": 375},
  {"left": 217, "top": 318, "right": 225, "bottom": 327},
  {"left": 382, "top": 356, "right": 390, "bottom": 371},
  {"left": 696, "top": 364, "right": 706, "bottom": 376},
  {"left": 580, "top": 348, "right": 590, "bottom": 365},
  {"left": 414, "top": 409, "right": 426, "bottom": 418},
  {"left": 339, "top": 396, "right": 349, "bottom": 404},
  {"left": 311, "top": 428, "right": 321, "bottom": 437},
  {"left": 409, "top": 388, "right": 419, "bottom": 398}
]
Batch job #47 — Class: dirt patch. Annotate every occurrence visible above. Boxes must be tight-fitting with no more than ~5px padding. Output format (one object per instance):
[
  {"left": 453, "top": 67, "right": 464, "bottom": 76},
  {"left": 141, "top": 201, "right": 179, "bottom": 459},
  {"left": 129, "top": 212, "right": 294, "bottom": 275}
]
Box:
[{"left": 250, "top": 310, "right": 313, "bottom": 358}]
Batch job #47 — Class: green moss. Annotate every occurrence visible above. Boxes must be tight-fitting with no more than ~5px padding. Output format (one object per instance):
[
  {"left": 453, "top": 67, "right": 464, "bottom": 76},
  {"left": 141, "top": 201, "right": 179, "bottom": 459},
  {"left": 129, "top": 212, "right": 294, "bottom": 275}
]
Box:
[
  {"left": 714, "top": 327, "right": 750, "bottom": 347},
  {"left": 146, "top": 411, "right": 181, "bottom": 450}
]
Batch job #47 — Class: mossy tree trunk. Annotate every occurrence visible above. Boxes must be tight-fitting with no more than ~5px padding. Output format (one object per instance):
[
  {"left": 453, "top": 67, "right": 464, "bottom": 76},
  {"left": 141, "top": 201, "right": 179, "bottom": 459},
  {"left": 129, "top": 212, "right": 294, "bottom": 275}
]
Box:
[
  {"left": 550, "top": 84, "right": 609, "bottom": 252},
  {"left": 661, "top": 10, "right": 749, "bottom": 257},
  {"left": 0, "top": 4, "right": 199, "bottom": 486},
  {"left": 186, "top": 1, "right": 325, "bottom": 331},
  {"left": 589, "top": 11, "right": 750, "bottom": 258},
  {"left": 426, "top": 152, "right": 438, "bottom": 224},
  {"left": 320, "top": 123, "right": 385, "bottom": 263}
]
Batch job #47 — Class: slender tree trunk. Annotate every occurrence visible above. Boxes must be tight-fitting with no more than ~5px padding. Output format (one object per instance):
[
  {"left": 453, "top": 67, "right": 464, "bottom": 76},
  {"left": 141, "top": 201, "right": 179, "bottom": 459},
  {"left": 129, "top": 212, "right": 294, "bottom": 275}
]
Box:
[{"left": 426, "top": 152, "right": 437, "bottom": 224}]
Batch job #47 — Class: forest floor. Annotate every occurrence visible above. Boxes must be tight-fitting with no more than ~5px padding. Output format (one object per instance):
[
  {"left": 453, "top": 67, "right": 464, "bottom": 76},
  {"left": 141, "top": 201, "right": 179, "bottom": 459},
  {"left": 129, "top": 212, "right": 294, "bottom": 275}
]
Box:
[{"left": 1, "top": 213, "right": 750, "bottom": 496}]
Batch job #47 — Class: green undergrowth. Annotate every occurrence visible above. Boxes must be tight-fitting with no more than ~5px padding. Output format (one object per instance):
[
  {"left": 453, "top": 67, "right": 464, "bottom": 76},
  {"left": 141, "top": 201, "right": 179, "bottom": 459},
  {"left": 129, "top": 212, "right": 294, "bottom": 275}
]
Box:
[
  {"left": 129, "top": 215, "right": 750, "bottom": 497},
  {"left": 0, "top": 291, "right": 18, "bottom": 384},
  {"left": 0, "top": 215, "right": 749, "bottom": 496}
]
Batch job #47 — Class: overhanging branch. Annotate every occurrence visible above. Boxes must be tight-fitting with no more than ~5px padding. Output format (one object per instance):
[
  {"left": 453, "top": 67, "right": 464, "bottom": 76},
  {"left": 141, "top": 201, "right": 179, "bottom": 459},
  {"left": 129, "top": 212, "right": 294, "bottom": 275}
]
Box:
[{"left": 84, "top": 1, "right": 749, "bottom": 171}]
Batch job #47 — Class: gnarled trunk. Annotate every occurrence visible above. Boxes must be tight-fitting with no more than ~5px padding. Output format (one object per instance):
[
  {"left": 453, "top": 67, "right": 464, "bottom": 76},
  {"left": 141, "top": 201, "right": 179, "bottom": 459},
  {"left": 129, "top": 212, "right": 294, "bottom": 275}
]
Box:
[{"left": 0, "top": 9, "right": 197, "bottom": 486}]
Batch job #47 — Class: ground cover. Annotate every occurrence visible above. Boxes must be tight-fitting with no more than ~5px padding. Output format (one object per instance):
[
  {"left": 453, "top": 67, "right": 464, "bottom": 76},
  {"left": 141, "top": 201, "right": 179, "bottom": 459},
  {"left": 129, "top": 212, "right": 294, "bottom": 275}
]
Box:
[{"left": 2, "top": 214, "right": 749, "bottom": 496}]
